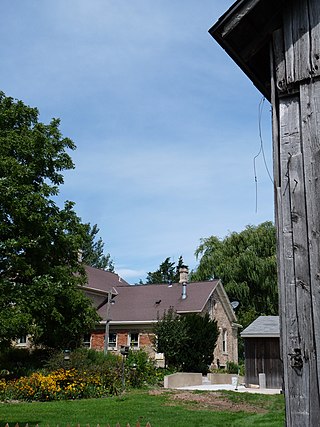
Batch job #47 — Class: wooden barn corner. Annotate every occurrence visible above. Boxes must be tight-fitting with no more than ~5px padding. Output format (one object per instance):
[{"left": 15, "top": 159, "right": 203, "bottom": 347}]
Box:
[{"left": 210, "top": 0, "right": 320, "bottom": 425}]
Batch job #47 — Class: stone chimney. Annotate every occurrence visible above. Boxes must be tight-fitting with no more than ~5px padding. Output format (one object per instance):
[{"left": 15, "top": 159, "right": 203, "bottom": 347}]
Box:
[
  {"left": 77, "top": 249, "right": 83, "bottom": 263},
  {"left": 179, "top": 266, "right": 189, "bottom": 300}
]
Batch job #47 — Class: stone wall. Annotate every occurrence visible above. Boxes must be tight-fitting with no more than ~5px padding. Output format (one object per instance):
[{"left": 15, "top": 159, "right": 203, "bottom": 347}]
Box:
[{"left": 204, "top": 289, "right": 238, "bottom": 368}]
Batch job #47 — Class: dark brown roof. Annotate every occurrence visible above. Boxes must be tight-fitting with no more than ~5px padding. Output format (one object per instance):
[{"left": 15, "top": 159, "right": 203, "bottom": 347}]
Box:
[
  {"left": 84, "top": 265, "right": 130, "bottom": 292},
  {"left": 97, "top": 280, "right": 220, "bottom": 322},
  {"left": 82, "top": 266, "right": 237, "bottom": 325},
  {"left": 209, "top": 0, "right": 285, "bottom": 101}
]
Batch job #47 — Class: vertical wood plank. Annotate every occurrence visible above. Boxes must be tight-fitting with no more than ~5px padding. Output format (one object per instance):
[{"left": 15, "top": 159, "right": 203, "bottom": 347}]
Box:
[
  {"left": 309, "top": 0, "right": 320, "bottom": 75},
  {"left": 273, "top": 29, "right": 287, "bottom": 94},
  {"left": 292, "top": 0, "right": 311, "bottom": 81},
  {"left": 276, "top": 187, "right": 291, "bottom": 425},
  {"left": 283, "top": 0, "right": 312, "bottom": 84},
  {"left": 300, "top": 80, "right": 320, "bottom": 421},
  {"left": 278, "top": 98, "right": 299, "bottom": 426},
  {"left": 283, "top": 3, "right": 295, "bottom": 84},
  {"left": 278, "top": 95, "right": 316, "bottom": 425}
]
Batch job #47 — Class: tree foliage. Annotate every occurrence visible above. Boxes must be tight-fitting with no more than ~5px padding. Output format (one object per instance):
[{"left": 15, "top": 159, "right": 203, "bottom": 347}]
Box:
[
  {"left": 153, "top": 308, "right": 188, "bottom": 369},
  {"left": 82, "top": 223, "right": 114, "bottom": 271},
  {"left": 0, "top": 91, "right": 100, "bottom": 349},
  {"left": 154, "top": 308, "right": 219, "bottom": 373},
  {"left": 145, "top": 256, "right": 186, "bottom": 284},
  {"left": 191, "top": 222, "right": 278, "bottom": 328}
]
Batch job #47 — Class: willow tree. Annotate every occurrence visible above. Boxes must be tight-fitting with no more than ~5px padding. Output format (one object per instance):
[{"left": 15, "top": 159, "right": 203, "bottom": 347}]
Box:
[{"left": 192, "top": 222, "right": 278, "bottom": 328}]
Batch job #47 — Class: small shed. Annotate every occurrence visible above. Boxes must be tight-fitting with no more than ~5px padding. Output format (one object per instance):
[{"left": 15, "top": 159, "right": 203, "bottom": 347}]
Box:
[{"left": 241, "top": 316, "right": 282, "bottom": 389}]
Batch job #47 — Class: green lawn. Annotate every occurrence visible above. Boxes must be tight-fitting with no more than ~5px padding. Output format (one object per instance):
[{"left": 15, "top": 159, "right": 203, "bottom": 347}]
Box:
[{"left": 0, "top": 389, "right": 285, "bottom": 427}]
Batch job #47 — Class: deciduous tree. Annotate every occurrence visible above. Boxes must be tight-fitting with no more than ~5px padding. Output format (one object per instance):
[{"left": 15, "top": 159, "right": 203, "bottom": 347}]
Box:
[
  {"left": 154, "top": 309, "right": 219, "bottom": 373},
  {"left": 192, "top": 222, "right": 278, "bottom": 328},
  {"left": 0, "top": 91, "right": 99, "bottom": 349}
]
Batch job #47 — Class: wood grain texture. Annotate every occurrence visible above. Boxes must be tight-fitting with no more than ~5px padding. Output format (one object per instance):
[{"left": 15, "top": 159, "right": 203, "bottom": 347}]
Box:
[
  {"left": 300, "top": 80, "right": 320, "bottom": 422},
  {"left": 309, "top": 0, "right": 320, "bottom": 75},
  {"left": 281, "top": 0, "right": 320, "bottom": 88},
  {"left": 273, "top": 79, "right": 320, "bottom": 426},
  {"left": 272, "top": 2, "right": 320, "bottom": 423}
]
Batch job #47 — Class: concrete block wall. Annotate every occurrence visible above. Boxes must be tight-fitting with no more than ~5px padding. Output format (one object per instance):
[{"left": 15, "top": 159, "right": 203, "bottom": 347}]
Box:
[{"left": 164, "top": 373, "right": 202, "bottom": 389}]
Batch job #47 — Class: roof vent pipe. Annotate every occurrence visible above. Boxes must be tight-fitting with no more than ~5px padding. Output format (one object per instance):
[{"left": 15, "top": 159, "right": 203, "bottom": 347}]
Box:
[
  {"left": 182, "top": 283, "right": 187, "bottom": 300},
  {"left": 179, "top": 266, "right": 189, "bottom": 300}
]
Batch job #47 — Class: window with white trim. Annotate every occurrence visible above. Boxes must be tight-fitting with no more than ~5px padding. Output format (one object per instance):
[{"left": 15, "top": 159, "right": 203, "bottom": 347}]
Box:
[
  {"left": 129, "top": 332, "right": 139, "bottom": 349},
  {"left": 16, "top": 336, "right": 27, "bottom": 346},
  {"left": 108, "top": 333, "right": 117, "bottom": 350},
  {"left": 83, "top": 334, "right": 91, "bottom": 348}
]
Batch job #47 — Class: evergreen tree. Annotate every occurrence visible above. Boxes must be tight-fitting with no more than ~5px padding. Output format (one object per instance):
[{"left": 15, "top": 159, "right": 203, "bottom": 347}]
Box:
[
  {"left": 144, "top": 256, "right": 187, "bottom": 284},
  {"left": 154, "top": 309, "right": 219, "bottom": 373},
  {"left": 82, "top": 223, "right": 114, "bottom": 271}
]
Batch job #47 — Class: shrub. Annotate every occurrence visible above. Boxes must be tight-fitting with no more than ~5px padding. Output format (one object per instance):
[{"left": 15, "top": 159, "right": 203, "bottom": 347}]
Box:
[
  {"left": 226, "top": 361, "right": 245, "bottom": 376},
  {"left": 126, "top": 349, "right": 157, "bottom": 388},
  {"left": 45, "top": 347, "right": 120, "bottom": 371},
  {"left": 0, "top": 348, "right": 163, "bottom": 401},
  {"left": 0, "top": 348, "right": 52, "bottom": 379}
]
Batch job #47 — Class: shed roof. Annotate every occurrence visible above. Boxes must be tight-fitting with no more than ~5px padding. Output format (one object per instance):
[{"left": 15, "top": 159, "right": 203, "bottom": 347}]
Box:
[
  {"left": 209, "top": 0, "right": 285, "bottom": 101},
  {"left": 241, "top": 315, "right": 279, "bottom": 338}
]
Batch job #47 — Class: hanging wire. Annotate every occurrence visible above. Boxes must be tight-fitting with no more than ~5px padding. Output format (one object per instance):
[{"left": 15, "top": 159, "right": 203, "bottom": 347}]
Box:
[{"left": 253, "top": 97, "right": 274, "bottom": 213}]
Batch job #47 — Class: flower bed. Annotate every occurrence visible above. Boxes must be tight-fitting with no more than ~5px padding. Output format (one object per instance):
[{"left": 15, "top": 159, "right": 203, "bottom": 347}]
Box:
[{"left": 0, "top": 368, "right": 113, "bottom": 401}]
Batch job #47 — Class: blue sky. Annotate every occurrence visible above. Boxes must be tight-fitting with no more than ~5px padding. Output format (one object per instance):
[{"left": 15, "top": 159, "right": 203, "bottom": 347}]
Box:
[{"left": 1, "top": 1, "right": 274, "bottom": 282}]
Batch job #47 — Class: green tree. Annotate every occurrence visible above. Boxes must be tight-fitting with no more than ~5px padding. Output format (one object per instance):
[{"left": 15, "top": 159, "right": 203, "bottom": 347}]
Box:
[
  {"left": 181, "top": 313, "right": 219, "bottom": 374},
  {"left": 82, "top": 223, "right": 114, "bottom": 271},
  {"left": 192, "top": 222, "right": 278, "bottom": 328},
  {"left": 145, "top": 256, "right": 187, "bottom": 284},
  {"left": 153, "top": 308, "right": 188, "bottom": 369},
  {"left": 153, "top": 309, "right": 219, "bottom": 373},
  {"left": 0, "top": 91, "right": 99, "bottom": 349}
]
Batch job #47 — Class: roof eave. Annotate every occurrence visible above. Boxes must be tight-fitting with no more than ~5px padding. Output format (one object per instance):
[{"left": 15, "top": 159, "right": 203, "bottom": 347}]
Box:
[
  {"left": 241, "top": 333, "right": 280, "bottom": 338},
  {"left": 209, "top": 0, "right": 285, "bottom": 102},
  {"left": 215, "top": 280, "right": 238, "bottom": 323}
]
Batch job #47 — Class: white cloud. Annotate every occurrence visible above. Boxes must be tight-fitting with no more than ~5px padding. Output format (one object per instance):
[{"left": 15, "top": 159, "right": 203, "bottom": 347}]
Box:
[{"left": 1, "top": 0, "right": 274, "bottom": 283}]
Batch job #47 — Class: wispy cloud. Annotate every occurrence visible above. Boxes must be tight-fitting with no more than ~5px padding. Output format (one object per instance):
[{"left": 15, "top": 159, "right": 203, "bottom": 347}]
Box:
[{"left": 1, "top": 0, "right": 274, "bottom": 283}]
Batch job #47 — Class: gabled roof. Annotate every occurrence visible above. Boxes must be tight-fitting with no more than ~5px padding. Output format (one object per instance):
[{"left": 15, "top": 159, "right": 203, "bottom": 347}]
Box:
[
  {"left": 83, "top": 265, "right": 130, "bottom": 293},
  {"left": 209, "top": 0, "right": 284, "bottom": 101},
  {"left": 83, "top": 266, "right": 238, "bottom": 325},
  {"left": 99, "top": 280, "right": 221, "bottom": 323},
  {"left": 241, "top": 315, "right": 279, "bottom": 338}
]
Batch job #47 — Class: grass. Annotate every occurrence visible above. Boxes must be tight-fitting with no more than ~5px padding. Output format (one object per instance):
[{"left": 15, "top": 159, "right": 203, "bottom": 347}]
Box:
[{"left": 0, "top": 389, "right": 285, "bottom": 427}]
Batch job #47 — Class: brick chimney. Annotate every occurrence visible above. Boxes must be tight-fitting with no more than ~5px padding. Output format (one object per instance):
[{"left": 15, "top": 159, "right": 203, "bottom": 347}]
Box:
[{"left": 179, "top": 266, "right": 189, "bottom": 300}]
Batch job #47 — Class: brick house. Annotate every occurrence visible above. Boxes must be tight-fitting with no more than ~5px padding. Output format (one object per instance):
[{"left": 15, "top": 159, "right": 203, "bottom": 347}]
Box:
[{"left": 83, "top": 265, "right": 240, "bottom": 368}]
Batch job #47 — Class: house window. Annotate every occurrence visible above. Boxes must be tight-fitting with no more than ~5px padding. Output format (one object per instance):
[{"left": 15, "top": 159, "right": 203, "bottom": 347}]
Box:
[
  {"left": 83, "top": 334, "right": 91, "bottom": 348},
  {"left": 129, "top": 332, "right": 139, "bottom": 349},
  {"left": 16, "top": 336, "right": 27, "bottom": 345},
  {"left": 108, "top": 333, "right": 117, "bottom": 350},
  {"left": 222, "top": 329, "right": 228, "bottom": 353}
]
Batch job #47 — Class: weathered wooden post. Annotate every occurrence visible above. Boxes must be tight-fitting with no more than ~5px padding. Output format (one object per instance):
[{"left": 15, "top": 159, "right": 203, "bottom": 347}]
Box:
[{"left": 210, "top": 0, "right": 320, "bottom": 424}]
